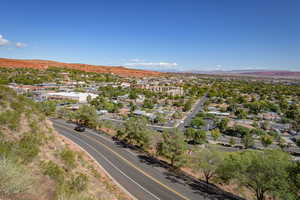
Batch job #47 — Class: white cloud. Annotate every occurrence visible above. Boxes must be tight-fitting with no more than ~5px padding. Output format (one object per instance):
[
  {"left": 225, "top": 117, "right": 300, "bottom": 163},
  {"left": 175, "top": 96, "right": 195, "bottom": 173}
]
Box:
[
  {"left": 215, "top": 64, "right": 222, "bottom": 70},
  {"left": 129, "top": 58, "right": 144, "bottom": 63},
  {"left": 15, "top": 42, "right": 27, "bottom": 48},
  {"left": 125, "top": 61, "right": 178, "bottom": 68},
  {"left": 0, "top": 35, "right": 9, "bottom": 46},
  {"left": 0, "top": 34, "right": 27, "bottom": 48}
]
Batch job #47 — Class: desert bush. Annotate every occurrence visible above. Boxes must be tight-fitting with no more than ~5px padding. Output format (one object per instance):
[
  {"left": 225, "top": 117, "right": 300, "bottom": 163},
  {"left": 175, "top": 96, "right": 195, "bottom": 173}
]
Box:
[
  {"left": 16, "top": 133, "right": 43, "bottom": 163},
  {"left": 60, "top": 148, "right": 77, "bottom": 169},
  {"left": 69, "top": 173, "right": 89, "bottom": 193},
  {"left": 55, "top": 173, "right": 89, "bottom": 199},
  {"left": 0, "top": 110, "right": 21, "bottom": 130},
  {"left": 41, "top": 160, "right": 65, "bottom": 183},
  {"left": 0, "top": 157, "right": 33, "bottom": 196},
  {"left": 0, "top": 141, "right": 13, "bottom": 158}
]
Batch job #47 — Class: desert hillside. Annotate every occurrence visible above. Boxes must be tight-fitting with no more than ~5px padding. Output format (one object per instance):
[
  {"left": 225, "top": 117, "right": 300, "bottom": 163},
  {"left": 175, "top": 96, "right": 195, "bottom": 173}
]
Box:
[
  {"left": 0, "top": 86, "right": 131, "bottom": 200},
  {"left": 0, "top": 58, "right": 161, "bottom": 77}
]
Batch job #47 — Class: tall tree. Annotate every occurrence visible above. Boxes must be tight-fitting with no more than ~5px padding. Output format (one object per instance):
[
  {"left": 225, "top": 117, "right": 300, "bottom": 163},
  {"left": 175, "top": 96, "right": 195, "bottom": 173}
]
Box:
[
  {"left": 193, "top": 130, "right": 207, "bottom": 144},
  {"left": 190, "top": 148, "right": 224, "bottom": 184},
  {"left": 217, "top": 150, "right": 293, "bottom": 200},
  {"left": 191, "top": 117, "right": 205, "bottom": 129},
  {"left": 184, "top": 128, "right": 196, "bottom": 141},
  {"left": 116, "top": 117, "right": 152, "bottom": 150},
  {"left": 39, "top": 101, "right": 56, "bottom": 116},
  {"left": 74, "top": 105, "right": 98, "bottom": 127},
  {"left": 156, "top": 129, "right": 187, "bottom": 168}
]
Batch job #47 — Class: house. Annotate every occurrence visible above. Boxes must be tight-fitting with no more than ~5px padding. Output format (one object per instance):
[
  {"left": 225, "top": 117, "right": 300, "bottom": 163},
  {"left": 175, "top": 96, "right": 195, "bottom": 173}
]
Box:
[
  {"left": 134, "top": 84, "right": 184, "bottom": 96},
  {"left": 120, "top": 82, "right": 131, "bottom": 88},
  {"left": 133, "top": 110, "right": 156, "bottom": 120},
  {"left": 97, "top": 110, "right": 108, "bottom": 115}
]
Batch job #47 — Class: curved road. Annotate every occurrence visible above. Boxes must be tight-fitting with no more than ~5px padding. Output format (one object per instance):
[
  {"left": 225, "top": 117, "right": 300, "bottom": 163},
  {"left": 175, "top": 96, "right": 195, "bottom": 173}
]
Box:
[{"left": 52, "top": 119, "right": 243, "bottom": 200}]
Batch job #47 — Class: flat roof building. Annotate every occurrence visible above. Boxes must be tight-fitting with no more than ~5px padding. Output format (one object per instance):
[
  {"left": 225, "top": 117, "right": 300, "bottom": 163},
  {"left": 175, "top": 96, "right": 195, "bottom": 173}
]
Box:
[{"left": 43, "top": 92, "right": 97, "bottom": 103}]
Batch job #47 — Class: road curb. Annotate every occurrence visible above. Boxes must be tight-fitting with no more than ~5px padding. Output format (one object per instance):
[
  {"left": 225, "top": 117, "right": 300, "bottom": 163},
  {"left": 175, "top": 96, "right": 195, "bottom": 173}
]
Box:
[{"left": 59, "top": 133, "right": 138, "bottom": 200}]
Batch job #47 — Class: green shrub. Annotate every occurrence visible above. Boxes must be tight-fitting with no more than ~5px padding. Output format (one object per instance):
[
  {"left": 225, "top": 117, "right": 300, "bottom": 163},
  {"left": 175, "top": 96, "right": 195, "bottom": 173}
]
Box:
[
  {"left": 10, "top": 99, "right": 25, "bottom": 113},
  {"left": 54, "top": 173, "right": 89, "bottom": 199},
  {"left": 0, "top": 141, "right": 13, "bottom": 158},
  {"left": 60, "top": 148, "right": 77, "bottom": 169},
  {"left": 69, "top": 173, "right": 89, "bottom": 193},
  {"left": 0, "top": 110, "right": 21, "bottom": 130},
  {"left": 16, "top": 133, "right": 43, "bottom": 163},
  {"left": 41, "top": 160, "right": 65, "bottom": 183},
  {"left": 0, "top": 157, "right": 33, "bottom": 196}
]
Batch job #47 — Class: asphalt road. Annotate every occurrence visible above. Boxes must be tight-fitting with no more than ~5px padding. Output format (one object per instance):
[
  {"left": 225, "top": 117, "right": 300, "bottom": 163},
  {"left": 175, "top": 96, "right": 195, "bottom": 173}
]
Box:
[
  {"left": 52, "top": 119, "right": 243, "bottom": 200},
  {"left": 178, "top": 95, "right": 208, "bottom": 131}
]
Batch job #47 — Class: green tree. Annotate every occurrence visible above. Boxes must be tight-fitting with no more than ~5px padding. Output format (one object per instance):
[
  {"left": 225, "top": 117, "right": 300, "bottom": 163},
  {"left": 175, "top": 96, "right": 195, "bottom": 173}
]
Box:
[
  {"left": 188, "top": 130, "right": 207, "bottom": 144},
  {"left": 129, "top": 91, "right": 138, "bottom": 99},
  {"left": 143, "top": 98, "right": 154, "bottom": 109},
  {"left": 116, "top": 117, "right": 152, "bottom": 150},
  {"left": 190, "top": 148, "right": 225, "bottom": 184},
  {"left": 39, "top": 100, "right": 56, "bottom": 116},
  {"left": 156, "top": 129, "right": 187, "bottom": 168},
  {"left": 86, "top": 95, "right": 92, "bottom": 103},
  {"left": 217, "top": 118, "right": 229, "bottom": 132},
  {"left": 191, "top": 117, "right": 205, "bottom": 129},
  {"left": 211, "top": 128, "right": 221, "bottom": 141},
  {"left": 278, "top": 137, "right": 287, "bottom": 149},
  {"left": 217, "top": 150, "right": 294, "bottom": 200},
  {"left": 154, "top": 113, "right": 166, "bottom": 124},
  {"left": 74, "top": 105, "right": 98, "bottom": 127},
  {"left": 184, "top": 128, "right": 196, "bottom": 140},
  {"left": 198, "top": 130, "right": 208, "bottom": 144},
  {"left": 229, "top": 137, "right": 236, "bottom": 147},
  {"left": 241, "top": 133, "right": 254, "bottom": 149},
  {"left": 235, "top": 109, "right": 247, "bottom": 119},
  {"left": 251, "top": 128, "right": 266, "bottom": 136},
  {"left": 172, "top": 111, "right": 182, "bottom": 119},
  {"left": 260, "top": 135, "right": 273, "bottom": 148},
  {"left": 234, "top": 125, "right": 250, "bottom": 137},
  {"left": 183, "top": 100, "right": 192, "bottom": 112}
]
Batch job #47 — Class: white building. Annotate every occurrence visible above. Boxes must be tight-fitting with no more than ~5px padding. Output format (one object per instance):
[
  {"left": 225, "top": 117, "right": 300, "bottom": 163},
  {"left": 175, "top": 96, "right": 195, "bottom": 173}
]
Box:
[{"left": 43, "top": 92, "right": 97, "bottom": 103}]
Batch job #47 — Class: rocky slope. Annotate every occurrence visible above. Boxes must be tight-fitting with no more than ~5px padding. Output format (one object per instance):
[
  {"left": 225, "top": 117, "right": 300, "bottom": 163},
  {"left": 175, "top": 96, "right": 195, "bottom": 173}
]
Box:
[{"left": 0, "top": 58, "right": 161, "bottom": 77}]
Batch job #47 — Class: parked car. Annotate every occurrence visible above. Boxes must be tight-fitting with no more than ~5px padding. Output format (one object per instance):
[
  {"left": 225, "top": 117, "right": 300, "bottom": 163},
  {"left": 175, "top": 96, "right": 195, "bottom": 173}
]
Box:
[{"left": 74, "top": 126, "right": 85, "bottom": 132}]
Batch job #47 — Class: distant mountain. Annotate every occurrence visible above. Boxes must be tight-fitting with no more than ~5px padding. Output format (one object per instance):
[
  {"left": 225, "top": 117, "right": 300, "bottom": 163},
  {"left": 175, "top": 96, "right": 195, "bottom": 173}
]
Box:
[
  {"left": 0, "top": 57, "right": 162, "bottom": 77},
  {"left": 186, "top": 69, "right": 300, "bottom": 78},
  {"left": 240, "top": 70, "right": 300, "bottom": 77}
]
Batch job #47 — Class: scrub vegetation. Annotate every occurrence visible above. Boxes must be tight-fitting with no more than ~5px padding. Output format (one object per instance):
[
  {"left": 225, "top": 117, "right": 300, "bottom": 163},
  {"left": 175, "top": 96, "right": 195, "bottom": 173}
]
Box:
[{"left": 0, "top": 85, "right": 131, "bottom": 200}]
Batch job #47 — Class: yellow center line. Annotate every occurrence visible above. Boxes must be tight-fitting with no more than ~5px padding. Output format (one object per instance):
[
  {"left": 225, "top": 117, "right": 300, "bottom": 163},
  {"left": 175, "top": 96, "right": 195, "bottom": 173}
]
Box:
[{"left": 58, "top": 122, "right": 189, "bottom": 200}]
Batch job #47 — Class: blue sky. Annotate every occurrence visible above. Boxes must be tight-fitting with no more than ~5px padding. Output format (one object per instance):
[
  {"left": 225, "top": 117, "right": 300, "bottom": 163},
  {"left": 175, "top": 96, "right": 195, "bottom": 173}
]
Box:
[{"left": 1, "top": 0, "right": 300, "bottom": 71}]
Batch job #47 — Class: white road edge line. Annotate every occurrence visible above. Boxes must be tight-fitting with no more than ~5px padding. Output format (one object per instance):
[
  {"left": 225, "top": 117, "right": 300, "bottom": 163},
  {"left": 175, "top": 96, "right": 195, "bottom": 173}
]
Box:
[
  {"left": 54, "top": 123, "right": 161, "bottom": 200},
  {"left": 55, "top": 120, "right": 138, "bottom": 158}
]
